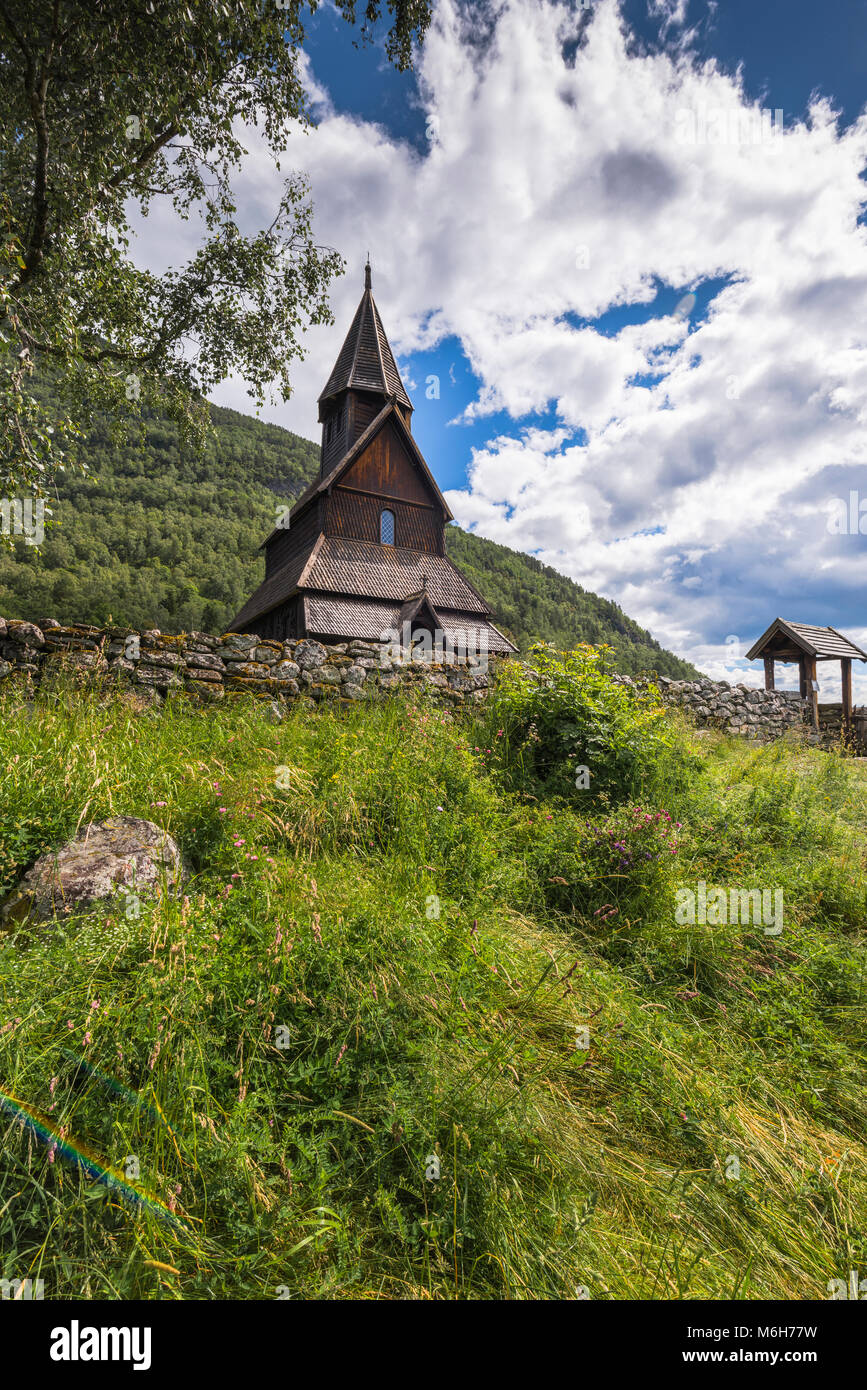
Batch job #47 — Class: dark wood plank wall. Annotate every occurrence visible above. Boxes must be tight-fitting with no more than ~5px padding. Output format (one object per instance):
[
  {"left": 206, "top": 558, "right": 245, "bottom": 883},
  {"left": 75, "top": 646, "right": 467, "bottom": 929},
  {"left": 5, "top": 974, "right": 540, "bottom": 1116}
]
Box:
[
  {"left": 320, "top": 396, "right": 350, "bottom": 477},
  {"left": 342, "top": 419, "right": 433, "bottom": 506},
  {"left": 350, "top": 391, "right": 383, "bottom": 440},
  {"left": 326, "top": 488, "right": 442, "bottom": 553},
  {"left": 248, "top": 595, "right": 302, "bottom": 641},
  {"left": 264, "top": 500, "right": 321, "bottom": 579},
  {"left": 321, "top": 391, "right": 392, "bottom": 478}
]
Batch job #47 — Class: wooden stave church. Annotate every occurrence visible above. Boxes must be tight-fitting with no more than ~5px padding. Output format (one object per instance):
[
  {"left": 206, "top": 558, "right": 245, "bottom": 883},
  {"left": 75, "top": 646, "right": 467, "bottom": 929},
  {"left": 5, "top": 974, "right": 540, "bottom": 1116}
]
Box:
[{"left": 230, "top": 264, "right": 516, "bottom": 654}]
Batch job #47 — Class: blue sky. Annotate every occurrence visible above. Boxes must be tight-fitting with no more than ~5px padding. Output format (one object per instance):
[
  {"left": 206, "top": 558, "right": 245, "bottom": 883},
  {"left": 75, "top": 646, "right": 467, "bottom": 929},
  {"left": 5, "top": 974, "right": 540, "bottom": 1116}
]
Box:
[{"left": 160, "top": 0, "right": 867, "bottom": 689}]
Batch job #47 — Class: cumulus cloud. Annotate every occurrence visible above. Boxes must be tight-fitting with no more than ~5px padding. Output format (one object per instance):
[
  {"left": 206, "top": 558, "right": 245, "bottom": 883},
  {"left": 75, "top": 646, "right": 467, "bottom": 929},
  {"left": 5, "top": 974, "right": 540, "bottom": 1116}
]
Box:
[{"left": 131, "top": 0, "right": 867, "bottom": 692}]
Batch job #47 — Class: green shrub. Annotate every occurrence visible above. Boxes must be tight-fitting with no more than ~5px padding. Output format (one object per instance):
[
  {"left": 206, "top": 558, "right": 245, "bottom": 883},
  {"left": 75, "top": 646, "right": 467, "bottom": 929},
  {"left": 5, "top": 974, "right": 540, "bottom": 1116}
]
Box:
[{"left": 487, "top": 642, "right": 697, "bottom": 805}]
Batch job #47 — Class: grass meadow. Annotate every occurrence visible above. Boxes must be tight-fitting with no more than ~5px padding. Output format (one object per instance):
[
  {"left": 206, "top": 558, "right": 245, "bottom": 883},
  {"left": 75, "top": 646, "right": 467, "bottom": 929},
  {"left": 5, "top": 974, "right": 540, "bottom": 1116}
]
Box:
[{"left": 0, "top": 649, "right": 864, "bottom": 1299}]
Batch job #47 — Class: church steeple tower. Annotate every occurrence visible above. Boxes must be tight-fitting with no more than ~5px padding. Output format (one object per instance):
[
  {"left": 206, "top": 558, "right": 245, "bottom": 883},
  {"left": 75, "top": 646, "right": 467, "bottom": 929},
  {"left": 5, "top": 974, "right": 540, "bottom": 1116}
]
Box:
[
  {"left": 230, "top": 260, "right": 516, "bottom": 654},
  {"left": 317, "top": 261, "right": 413, "bottom": 476}
]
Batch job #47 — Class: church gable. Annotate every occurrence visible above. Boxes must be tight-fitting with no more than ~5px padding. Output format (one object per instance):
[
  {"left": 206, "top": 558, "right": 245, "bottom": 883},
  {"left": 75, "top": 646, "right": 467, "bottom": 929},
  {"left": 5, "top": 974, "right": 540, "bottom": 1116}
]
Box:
[{"left": 338, "top": 416, "right": 443, "bottom": 511}]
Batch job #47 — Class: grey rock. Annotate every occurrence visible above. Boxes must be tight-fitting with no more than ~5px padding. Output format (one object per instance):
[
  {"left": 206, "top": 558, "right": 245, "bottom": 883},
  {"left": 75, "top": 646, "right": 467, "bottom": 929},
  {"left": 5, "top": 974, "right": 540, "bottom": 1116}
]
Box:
[
  {"left": 186, "top": 631, "right": 218, "bottom": 651},
  {"left": 7, "top": 621, "right": 44, "bottom": 648},
  {"left": 139, "top": 650, "right": 185, "bottom": 670},
  {"left": 225, "top": 661, "right": 269, "bottom": 679},
  {"left": 185, "top": 651, "right": 225, "bottom": 673},
  {"left": 448, "top": 671, "right": 474, "bottom": 693},
  {"left": 295, "top": 640, "right": 328, "bottom": 671},
  {"left": 273, "top": 660, "right": 301, "bottom": 681},
  {"left": 61, "top": 650, "right": 107, "bottom": 670},
  {"left": 185, "top": 680, "right": 224, "bottom": 701},
  {"left": 185, "top": 667, "right": 222, "bottom": 683},
  {"left": 1, "top": 816, "right": 186, "bottom": 925},
  {"left": 134, "top": 666, "right": 183, "bottom": 689},
  {"left": 217, "top": 633, "right": 258, "bottom": 656}
]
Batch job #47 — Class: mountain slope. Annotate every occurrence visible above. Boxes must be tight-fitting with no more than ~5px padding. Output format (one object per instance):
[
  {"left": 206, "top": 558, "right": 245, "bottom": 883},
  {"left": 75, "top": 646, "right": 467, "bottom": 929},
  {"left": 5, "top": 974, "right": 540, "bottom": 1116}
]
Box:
[
  {"left": 0, "top": 401, "right": 697, "bottom": 677},
  {"left": 444, "top": 528, "right": 695, "bottom": 677}
]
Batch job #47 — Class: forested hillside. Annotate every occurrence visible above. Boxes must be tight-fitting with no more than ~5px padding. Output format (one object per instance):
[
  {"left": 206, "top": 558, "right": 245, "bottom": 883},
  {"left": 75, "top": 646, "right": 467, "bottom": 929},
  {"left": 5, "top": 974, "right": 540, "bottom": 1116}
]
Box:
[{"left": 0, "top": 401, "right": 697, "bottom": 677}]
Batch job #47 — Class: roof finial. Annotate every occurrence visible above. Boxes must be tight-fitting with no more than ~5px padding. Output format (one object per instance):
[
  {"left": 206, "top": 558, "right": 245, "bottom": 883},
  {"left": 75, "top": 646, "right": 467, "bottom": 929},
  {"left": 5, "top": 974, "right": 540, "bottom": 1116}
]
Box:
[{"left": 364, "top": 255, "right": 371, "bottom": 291}]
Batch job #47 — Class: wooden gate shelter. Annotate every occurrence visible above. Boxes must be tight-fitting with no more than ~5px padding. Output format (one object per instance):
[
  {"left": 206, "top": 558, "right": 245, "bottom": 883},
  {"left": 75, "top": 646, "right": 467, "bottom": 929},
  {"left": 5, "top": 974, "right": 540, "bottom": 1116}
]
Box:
[{"left": 745, "top": 618, "right": 867, "bottom": 732}]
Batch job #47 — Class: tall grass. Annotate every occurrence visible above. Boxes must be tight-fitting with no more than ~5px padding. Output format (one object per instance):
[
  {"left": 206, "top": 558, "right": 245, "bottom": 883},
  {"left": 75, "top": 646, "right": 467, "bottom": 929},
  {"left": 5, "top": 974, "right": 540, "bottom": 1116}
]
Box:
[{"left": 0, "top": 670, "right": 864, "bottom": 1299}]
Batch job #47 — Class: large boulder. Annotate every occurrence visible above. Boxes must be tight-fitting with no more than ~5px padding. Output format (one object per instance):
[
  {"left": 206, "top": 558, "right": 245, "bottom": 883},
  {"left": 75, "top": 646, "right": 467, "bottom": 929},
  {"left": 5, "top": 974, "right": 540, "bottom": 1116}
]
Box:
[{"left": 1, "top": 817, "right": 186, "bottom": 925}]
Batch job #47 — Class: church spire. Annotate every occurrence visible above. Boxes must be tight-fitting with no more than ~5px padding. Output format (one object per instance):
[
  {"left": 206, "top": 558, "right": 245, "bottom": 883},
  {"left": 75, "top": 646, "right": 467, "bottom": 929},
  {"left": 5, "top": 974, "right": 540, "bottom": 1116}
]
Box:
[{"left": 318, "top": 260, "right": 412, "bottom": 413}]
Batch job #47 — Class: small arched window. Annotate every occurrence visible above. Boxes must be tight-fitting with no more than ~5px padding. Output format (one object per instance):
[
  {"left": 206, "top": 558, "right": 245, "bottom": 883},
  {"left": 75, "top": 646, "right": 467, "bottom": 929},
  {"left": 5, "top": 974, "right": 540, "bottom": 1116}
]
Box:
[{"left": 380, "top": 508, "right": 395, "bottom": 546}]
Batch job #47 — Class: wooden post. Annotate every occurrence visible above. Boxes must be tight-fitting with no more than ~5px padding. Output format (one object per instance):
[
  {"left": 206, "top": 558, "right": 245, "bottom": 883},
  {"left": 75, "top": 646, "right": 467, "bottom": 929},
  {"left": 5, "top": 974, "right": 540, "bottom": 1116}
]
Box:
[
  {"left": 841, "top": 657, "right": 853, "bottom": 737},
  {"left": 806, "top": 655, "right": 819, "bottom": 730},
  {"left": 763, "top": 656, "right": 775, "bottom": 690}
]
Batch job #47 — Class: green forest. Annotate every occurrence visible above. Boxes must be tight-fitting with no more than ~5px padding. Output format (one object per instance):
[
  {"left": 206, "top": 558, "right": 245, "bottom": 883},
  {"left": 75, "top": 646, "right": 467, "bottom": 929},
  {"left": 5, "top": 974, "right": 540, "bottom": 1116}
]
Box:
[{"left": 0, "top": 400, "right": 697, "bottom": 678}]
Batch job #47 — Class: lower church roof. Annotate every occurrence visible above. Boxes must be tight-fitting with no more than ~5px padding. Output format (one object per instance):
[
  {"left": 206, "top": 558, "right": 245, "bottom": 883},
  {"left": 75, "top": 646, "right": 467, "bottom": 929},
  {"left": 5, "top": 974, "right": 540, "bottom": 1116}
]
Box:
[
  {"left": 230, "top": 535, "right": 493, "bottom": 632},
  {"left": 303, "top": 595, "right": 516, "bottom": 653}
]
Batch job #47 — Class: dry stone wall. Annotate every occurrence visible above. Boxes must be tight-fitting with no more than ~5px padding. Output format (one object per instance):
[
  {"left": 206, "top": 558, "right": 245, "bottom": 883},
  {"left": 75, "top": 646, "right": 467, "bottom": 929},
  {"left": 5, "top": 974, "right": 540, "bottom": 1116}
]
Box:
[
  {"left": 0, "top": 617, "right": 814, "bottom": 740},
  {"left": 616, "top": 673, "right": 809, "bottom": 740},
  {"left": 0, "top": 618, "right": 493, "bottom": 705}
]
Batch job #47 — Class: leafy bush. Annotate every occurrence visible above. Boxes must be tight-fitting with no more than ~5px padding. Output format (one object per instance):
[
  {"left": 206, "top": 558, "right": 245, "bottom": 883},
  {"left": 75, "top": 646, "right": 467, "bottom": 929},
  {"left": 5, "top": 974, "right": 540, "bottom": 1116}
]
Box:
[{"left": 488, "top": 642, "right": 697, "bottom": 805}]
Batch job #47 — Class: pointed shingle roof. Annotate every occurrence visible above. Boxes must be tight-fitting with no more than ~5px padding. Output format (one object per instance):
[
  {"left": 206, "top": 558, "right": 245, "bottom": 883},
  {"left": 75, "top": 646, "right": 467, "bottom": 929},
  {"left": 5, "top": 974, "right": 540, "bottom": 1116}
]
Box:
[
  {"left": 745, "top": 618, "right": 867, "bottom": 662},
  {"left": 318, "top": 262, "right": 412, "bottom": 411}
]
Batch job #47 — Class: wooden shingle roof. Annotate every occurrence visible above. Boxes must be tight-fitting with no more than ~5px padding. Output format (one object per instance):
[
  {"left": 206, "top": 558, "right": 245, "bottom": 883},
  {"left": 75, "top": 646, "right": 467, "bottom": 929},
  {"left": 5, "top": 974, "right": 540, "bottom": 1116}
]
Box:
[
  {"left": 746, "top": 618, "right": 867, "bottom": 662},
  {"left": 318, "top": 264, "right": 412, "bottom": 410},
  {"left": 229, "top": 538, "right": 322, "bottom": 632},
  {"left": 308, "top": 538, "right": 490, "bottom": 612},
  {"left": 303, "top": 595, "right": 516, "bottom": 652},
  {"left": 230, "top": 536, "right": 492, "bottom": 632}
]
